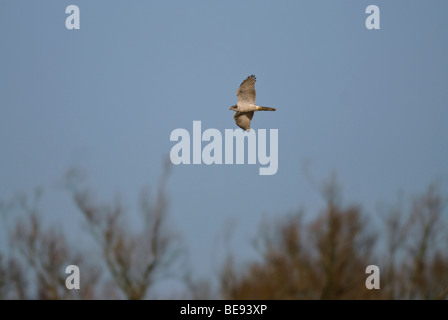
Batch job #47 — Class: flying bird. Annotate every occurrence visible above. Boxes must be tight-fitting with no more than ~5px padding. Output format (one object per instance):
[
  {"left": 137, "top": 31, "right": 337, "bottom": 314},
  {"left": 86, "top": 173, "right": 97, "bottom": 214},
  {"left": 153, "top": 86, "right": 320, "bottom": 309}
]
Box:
[{"left": 229, "top": 74, "right": 276, "bottom": 131}]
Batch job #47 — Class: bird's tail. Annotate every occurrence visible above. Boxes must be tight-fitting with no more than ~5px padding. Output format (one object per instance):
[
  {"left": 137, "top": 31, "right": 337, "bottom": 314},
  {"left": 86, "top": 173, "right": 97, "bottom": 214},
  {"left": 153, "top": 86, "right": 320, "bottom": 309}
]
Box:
[{"left": 257, "top": 106, "right": 276, "bottom": 111}]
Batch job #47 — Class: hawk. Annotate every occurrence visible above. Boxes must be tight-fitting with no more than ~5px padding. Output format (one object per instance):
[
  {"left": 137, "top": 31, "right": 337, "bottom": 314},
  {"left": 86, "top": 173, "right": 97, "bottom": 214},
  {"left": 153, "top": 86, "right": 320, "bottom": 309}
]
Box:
[{"left": 229, "top": 74, "right": 276, "bottom": 131}]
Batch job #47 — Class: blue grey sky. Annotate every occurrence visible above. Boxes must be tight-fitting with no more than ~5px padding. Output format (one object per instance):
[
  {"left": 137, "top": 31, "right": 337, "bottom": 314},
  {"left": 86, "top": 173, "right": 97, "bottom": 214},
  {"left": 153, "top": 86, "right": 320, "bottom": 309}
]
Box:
[{"left": 1, "top": 1, "right": 447, "bottom": 291}]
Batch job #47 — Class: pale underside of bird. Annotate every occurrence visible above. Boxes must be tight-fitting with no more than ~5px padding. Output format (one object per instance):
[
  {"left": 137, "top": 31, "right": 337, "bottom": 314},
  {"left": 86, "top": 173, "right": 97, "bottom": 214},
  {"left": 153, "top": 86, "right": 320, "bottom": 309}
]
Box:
[{"left": 229, "top": 74, "right": 276, "bottom": 131}]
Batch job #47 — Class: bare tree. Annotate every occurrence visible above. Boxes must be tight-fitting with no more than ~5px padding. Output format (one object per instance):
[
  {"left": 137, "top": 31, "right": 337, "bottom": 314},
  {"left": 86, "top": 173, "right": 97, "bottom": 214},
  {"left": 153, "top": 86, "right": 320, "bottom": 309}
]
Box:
[
  {"left": 0, "top": 190, "right": 100, "bottom": 299},
  {"left": 0, "top": 160, "right": 181, "bottom": 299},
  {"left": 70, "top": 161, "right": 179, "bottom": 299},
  {"left": 221, "top": 192, "right": 376, "bottom": 299},
  {"left": 2, "top": 167, "right": 447, "bottom": 300},
  {"left": 0, "top": 254, "right": 27, "bottom": 299},
  {"left": 220, "top": 180, "right": 447, "bottom": 300}
]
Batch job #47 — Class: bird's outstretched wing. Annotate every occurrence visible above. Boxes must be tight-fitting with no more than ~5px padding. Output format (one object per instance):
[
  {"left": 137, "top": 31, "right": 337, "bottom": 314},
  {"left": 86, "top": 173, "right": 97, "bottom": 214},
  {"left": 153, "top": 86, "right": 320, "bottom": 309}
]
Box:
[
  {"left": 233, "top": 111, "right": 254, "bottom": 131},
  {"left": 236, "top": 74, "right": 256, "bottom": 104}
]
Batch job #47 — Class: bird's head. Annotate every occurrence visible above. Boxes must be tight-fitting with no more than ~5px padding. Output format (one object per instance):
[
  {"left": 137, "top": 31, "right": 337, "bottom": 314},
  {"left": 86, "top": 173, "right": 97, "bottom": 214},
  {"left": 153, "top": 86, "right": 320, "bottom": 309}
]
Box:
[{"left": 229, "top": 105, "right": 237, "bottom": 111}]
